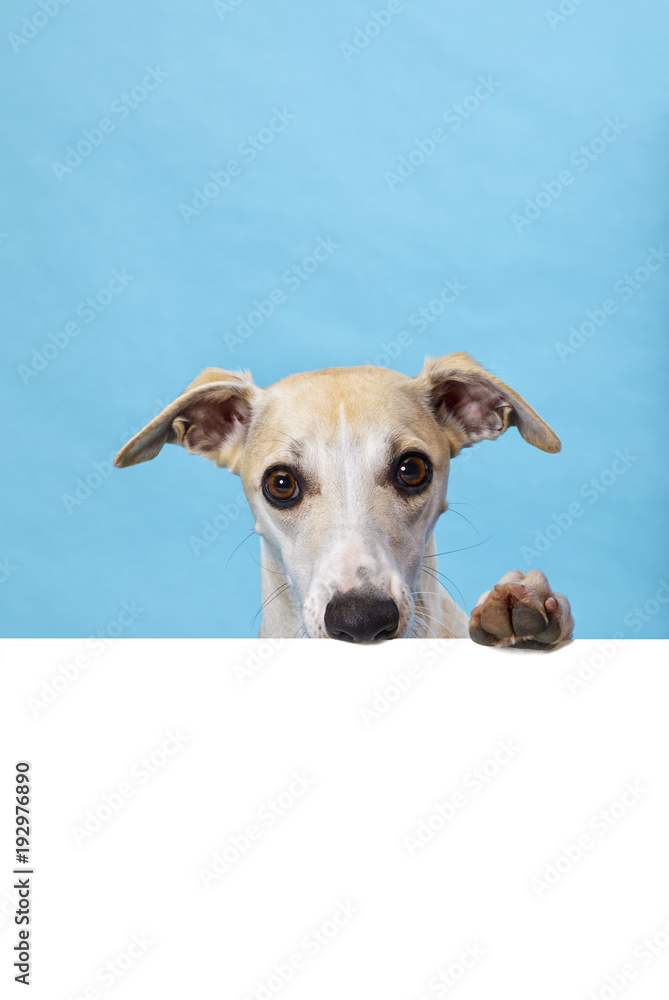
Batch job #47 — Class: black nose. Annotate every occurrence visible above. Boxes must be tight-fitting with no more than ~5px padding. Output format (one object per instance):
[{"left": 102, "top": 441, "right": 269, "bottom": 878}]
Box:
[{"left": 324, "top": 591, "right": 400, "bottom": 643}]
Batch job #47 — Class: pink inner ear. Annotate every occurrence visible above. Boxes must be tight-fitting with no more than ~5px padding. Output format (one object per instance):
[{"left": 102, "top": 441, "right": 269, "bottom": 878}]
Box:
[
  {"left": 436, "top": 379, "right": 507, "bottom": 438},
  {"left": 180, "top": 394, "right": 250, "bottom": 453}
]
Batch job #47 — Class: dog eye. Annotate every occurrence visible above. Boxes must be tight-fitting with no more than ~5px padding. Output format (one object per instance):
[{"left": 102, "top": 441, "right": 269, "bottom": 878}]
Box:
[
  {"left": 396, "top": 453, "right": 430, "bottom": 489},
  {"left": 263, "top": 468, "right": 300, "bottom": 504}
]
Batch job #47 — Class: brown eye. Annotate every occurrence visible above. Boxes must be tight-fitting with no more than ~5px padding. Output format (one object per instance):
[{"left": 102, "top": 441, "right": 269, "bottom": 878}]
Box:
[
  {"left": 263, "top": 468, "right": 300, "bottom": 504},
  {"left": 397, "top": 453, "right": 430, "bottom": 489}
]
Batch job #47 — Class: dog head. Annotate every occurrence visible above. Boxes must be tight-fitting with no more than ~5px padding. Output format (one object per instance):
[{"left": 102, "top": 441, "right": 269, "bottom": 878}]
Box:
[{"left": 115, "top": 354, "right": 560, "bottom": 641}]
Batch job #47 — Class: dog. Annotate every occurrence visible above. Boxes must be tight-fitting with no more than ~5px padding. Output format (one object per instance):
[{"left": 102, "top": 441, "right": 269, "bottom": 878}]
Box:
[{"left": 115, "top": 353, "right": 573, "bottom": 647}]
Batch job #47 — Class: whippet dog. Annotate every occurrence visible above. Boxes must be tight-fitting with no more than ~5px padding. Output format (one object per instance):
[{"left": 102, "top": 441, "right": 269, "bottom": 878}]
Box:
[{"left": 115, "top": 353, "right": 573, "bottom": 647}]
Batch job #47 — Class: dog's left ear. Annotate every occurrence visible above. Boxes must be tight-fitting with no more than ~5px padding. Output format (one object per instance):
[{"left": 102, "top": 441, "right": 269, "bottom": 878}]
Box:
[
  {"left": 417, "top": 352, "right": 561, "bottom": 453},
  {"left": 114, "top": 367, "right": 258, "bottom": 470}
]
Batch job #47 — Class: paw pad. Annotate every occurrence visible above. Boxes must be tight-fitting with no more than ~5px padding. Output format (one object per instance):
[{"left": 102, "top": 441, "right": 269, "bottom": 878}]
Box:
[{"left": 469, "top": 571, "right": 572, "bottom": 649}]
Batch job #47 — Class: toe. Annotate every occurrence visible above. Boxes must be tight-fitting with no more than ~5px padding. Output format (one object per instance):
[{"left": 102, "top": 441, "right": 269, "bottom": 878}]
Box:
[
  {"left": 479, "top": 584, "right": 513, "bottom": 637},
  {"left": 469, "top": 574, "right": 573, "bottom": 650},
  {"left": 511, "top": 590, "right": 548, "bottom": 637}
]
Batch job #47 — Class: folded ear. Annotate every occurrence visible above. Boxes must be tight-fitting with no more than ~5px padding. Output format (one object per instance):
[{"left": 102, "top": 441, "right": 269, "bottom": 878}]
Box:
[
  {"left": 416, "top": 352, "right": 561, "bottom": 454},
  {"left": 114, "top": 368, "right": 258, "bottom": 470}
]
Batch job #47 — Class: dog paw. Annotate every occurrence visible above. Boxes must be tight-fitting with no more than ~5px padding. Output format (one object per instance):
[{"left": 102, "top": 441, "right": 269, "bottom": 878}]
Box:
[{"left": 469, "top": 570, "right": 573, "bottom": 650}]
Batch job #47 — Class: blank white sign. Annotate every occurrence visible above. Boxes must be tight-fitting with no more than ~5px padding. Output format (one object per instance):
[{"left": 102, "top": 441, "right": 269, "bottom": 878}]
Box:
[{"left": 0, "top": 638, "right": 667, "bottom": 999}]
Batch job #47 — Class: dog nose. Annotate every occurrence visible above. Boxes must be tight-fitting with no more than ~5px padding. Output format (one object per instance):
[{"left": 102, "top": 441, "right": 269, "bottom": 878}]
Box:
[{"left": 324, "top": 591, "right": 400, "bottom": 643}]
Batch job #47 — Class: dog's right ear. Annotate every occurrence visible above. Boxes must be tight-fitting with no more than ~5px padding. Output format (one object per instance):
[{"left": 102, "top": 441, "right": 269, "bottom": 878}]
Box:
[
  {"left": 114, "top": 368, "right": 258, "bottom": 471},
  {"left": 416, "top": 352, "right": 561, "bottom": 455}
]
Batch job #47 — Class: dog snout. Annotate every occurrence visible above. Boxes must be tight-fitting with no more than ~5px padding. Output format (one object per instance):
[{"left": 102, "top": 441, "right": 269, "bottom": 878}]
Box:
[{"left": 324, "top": 590, "right": 400, "bottom": 643}]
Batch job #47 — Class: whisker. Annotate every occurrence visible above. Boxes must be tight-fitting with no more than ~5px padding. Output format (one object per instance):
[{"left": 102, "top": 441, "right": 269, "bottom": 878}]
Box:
[
  {"left": 407, "top": 615, "right": 427, "bottom": 639},
  {"left": 249, "top": 555, "right": 284, "bottom": 577},
  {"left": 412, "top": 589, "right": 462, "bottom": 611},
  {"left": 421, "top": 565, "right": 466, "bottom": 609},
  {"left": 411, "top": 600, "right": 462, "bottom": 628},
  {"left": 423, "top": 536, "right": 493, "bottom": 559},
  {"left": 263, "top": 433, "right": 303, "bottom": 451},
  {"left": 250, "top": 582, "right": 291, "bottom": 629},
  {"left": 416, "top": 608, "right": 458, "bottom": 636},
  {"left": 413, "top": 607, "right": 457, "bottom": 634},
  {"left": 447, "top": 507, "right": 479, "bottom": 534},
  {"left": 225, "top": 530, "right": 257, "bottom": 570}
]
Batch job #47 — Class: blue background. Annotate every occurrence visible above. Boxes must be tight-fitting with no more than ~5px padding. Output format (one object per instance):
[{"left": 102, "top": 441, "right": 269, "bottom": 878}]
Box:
[{"left": 1, "top": 0, "right": 667, "bottom": 638}]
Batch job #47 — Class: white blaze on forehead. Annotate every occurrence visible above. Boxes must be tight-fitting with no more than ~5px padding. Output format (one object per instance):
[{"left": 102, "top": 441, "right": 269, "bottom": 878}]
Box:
[
  {"left": 332, "top": 403, "right": 388, "bottom": 512},
  {"left": 299, "top": 407, "right": 389, "bottom": 514},
  {"left": 301, "top": 407, "right": 393, "bottom": 592}
]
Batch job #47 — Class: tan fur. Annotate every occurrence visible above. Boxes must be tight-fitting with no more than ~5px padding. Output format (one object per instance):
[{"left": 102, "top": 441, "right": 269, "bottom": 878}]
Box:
[{"left": 115, "top": 354, "right": 572, "bottom": 646}]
